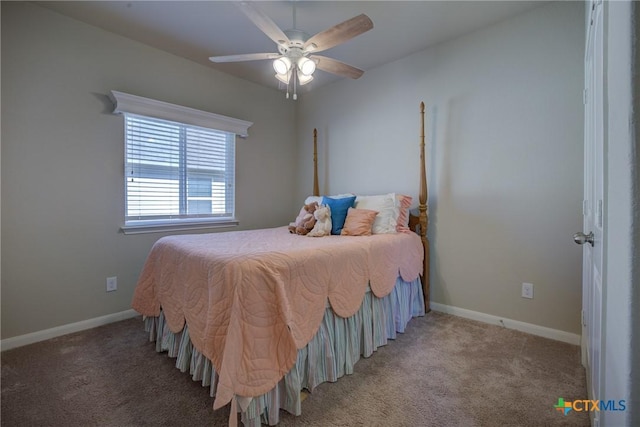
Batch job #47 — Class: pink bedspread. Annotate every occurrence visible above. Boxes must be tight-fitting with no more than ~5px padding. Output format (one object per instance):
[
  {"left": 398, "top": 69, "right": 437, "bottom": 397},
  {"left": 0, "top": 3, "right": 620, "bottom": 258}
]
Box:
[{"left": 132, "top": 226, "right": 423, "bottom": 410}]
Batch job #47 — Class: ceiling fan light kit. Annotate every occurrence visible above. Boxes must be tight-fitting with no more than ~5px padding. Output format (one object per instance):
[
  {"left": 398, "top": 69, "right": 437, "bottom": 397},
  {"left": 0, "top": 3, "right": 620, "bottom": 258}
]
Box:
[
  {"left": 275, "top": 71, "right": 291, "bottom": 85},
  {"left": 209, "top": 1, "right": 373, "bottom": 100},
  {"left": 297, "top": 57, "right": 316, "bottom": 76},
  {"left": 273, "top": 56, "right": 292, "bottom": 75},
  {"left": 297, "top": 72, "right": 313, "bottom": 86}
]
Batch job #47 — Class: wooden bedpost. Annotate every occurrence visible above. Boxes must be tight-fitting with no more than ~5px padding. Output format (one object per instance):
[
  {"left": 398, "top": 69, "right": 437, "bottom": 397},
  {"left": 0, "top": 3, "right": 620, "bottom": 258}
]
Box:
[
  {"left": 419, "top": 102, "right": 431, "bottom": 313},
  {"left": 313, "top": 128, "right": 319, "bottom": 197}
]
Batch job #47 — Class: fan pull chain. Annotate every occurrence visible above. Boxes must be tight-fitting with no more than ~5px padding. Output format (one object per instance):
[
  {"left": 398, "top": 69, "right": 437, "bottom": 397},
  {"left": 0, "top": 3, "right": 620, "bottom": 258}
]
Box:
[{"left": 293, "top": 70, "right": 298, "bottom": 100}]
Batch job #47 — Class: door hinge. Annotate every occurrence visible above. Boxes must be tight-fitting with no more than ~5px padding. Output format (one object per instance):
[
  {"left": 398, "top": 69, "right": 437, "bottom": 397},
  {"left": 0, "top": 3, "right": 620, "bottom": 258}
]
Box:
[{"left": 583, "top": 88, "right": 588, "bottom": 105}]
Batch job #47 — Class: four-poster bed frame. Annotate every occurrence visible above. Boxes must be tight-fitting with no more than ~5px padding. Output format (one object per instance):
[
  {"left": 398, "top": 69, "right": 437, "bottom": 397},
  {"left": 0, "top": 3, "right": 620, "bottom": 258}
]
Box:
[
  {"left": 132, "top": 101, "right": 431, "bottom": 426},
  {"left": 311, "top": 102, "right": 430, "bottom": 311}
]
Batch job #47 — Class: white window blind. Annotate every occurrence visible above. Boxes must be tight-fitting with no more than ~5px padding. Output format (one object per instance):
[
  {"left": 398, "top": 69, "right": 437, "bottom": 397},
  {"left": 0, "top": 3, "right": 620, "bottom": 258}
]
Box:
[
  {"left": 125, "top": 114, "right": 235, "bottom": 225},
  {"left": 110, "top": 91, "right": 252, "bottom": 234}
]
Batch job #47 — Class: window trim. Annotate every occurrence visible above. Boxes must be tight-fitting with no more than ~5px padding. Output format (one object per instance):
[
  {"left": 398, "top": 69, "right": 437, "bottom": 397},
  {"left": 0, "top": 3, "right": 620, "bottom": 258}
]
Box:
[
  {"left": 121, "top": 218, "right": 239, "bottom": 235},
  {"left": 110, "top": 91, "right": 252, "bottom": 137},
  {"left": 110, "top": 91, "right": 252, "bottom": 234}
]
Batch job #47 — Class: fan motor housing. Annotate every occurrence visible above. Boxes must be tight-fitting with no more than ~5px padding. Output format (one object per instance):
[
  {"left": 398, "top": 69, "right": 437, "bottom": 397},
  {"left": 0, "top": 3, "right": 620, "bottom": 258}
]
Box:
[
  {"left": 278, "top": 29, "right": 310, "bottom": 57},
  {"left": 283, "top": 29, "right": 308, "bottom": 46}
]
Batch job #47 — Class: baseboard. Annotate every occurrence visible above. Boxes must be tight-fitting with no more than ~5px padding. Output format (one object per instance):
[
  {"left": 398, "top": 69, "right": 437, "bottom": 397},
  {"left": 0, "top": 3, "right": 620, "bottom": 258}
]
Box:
[
  {"left": 1, "top": 304, "right": 580, "bottom": 350},
  {"left": 430, "top": 302, "right": 581, "bottom": 345},
  {"left": 0, "top": 309, "right": 140, "bottom": 352}
]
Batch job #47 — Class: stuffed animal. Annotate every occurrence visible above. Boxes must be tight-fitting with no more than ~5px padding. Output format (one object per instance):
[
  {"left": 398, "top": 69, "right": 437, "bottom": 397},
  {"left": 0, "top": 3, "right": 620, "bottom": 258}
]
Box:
[
  {"left": 307, "top": 204, "right": 332, "bottom": 237},
  {"left": 288, "top": 202, "right": 319, "bottom": 235}
]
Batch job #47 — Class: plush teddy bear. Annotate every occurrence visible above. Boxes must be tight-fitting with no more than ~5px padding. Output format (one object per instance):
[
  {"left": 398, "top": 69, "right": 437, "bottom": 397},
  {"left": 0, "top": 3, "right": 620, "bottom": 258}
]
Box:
[
  {"left": 307, "top": 204, "right": 332, "bottom": 237},
  {"left": 288, "top": 201, "right": 319, "bottom": 235}
]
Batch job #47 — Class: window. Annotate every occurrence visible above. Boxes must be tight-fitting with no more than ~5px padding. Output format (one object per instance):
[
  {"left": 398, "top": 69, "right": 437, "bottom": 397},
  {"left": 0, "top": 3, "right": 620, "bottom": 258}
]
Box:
[
  {"left": 110, "top": 91, "right": 252, "bottom": 234},
  {"left": 125, "top": 114, "right": 235, "bottom": 221}
]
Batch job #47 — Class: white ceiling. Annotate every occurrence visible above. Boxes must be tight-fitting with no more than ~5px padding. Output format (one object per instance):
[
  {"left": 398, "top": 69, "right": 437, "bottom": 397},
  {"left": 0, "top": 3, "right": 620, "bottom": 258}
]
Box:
[{"left": 38, "top": 1, "right": 544, "bottom": 92}]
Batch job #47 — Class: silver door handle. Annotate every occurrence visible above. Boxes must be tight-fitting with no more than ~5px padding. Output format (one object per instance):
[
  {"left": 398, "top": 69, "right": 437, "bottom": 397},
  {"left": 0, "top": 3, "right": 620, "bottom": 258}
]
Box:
[{"left": 573, "top": 231, "right": 594, "bottom": 246}]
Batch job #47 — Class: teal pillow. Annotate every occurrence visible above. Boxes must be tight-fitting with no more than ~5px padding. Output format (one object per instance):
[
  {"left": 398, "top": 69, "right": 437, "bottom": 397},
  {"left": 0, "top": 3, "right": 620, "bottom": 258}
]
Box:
[{"left": 322, "top": 195, "right": 356, "bottom": 235}]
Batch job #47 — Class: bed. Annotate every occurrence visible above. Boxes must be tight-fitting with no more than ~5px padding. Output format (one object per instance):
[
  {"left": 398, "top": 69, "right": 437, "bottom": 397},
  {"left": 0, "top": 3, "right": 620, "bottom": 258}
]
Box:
[{"left": 131, "top": 102, "right": 431, "bottom": 426}]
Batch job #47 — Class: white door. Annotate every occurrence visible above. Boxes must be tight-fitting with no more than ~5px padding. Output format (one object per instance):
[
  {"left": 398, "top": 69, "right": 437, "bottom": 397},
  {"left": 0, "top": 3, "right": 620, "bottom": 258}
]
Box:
[{"left": 577, "top": 1, "right": 605, "bottom": 426}]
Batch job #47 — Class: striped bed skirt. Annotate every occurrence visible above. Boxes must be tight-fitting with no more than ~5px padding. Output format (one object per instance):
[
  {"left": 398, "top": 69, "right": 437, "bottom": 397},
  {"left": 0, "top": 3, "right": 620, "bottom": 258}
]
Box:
[{"left": 144, "top": 276, "right": 425, "bottom": 426}]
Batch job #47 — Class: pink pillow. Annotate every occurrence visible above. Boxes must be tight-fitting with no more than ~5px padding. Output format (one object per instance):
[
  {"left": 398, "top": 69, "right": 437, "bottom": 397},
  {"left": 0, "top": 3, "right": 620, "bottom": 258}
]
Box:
[
  {"left": 340, "top": 208, "right": 378, "bottom": 236},
  {"left": 396, "top": 195, "right": 413, "bottom": 233}
]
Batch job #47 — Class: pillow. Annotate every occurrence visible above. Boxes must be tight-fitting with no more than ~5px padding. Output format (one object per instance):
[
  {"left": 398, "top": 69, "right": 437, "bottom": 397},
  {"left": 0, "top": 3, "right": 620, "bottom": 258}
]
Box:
[
  {"left": 322, "top": 195, "right": 356, "bottom": 235},
  {"left": 341, "top": 208, "right": 378, "bottom": 236},
  {"left": 396, "top": 194, "right": 413, "bottom": 233},
  {"left": 305, "top": 193, "right": 353, "bottom": 206},
  {"left": 354, "top": 193, "right": 397, "bottom": 234}
]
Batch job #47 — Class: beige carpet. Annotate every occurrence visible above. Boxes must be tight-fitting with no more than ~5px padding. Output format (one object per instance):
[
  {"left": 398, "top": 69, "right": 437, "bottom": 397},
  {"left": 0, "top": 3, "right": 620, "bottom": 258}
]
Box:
[{"left": 1, "top": 312, "right": 589, "bottom": 426}]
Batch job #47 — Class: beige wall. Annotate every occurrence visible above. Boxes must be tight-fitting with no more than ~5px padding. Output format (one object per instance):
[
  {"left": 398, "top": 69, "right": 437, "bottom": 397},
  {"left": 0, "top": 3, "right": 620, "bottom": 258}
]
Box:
[
  {"left": 2, "top": 1, "right": 588, "bottom": 341},
  {"left": 296, "top": 1, "right": 585, "bottom": 334},
  {"left": 1, "top": 2, "right": 297, "bottom": 339}
]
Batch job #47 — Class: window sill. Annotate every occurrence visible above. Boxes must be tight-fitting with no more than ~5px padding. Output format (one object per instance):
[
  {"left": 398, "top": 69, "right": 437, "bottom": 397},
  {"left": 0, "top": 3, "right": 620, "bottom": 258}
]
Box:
[{"left": 121, "top": 219, "right": 239, "bottom": 235}]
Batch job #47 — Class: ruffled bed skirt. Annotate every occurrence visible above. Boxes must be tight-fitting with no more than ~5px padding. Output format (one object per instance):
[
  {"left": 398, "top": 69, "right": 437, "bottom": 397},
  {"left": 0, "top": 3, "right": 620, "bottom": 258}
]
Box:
[{"left": 144, "top": 276, "right": 425, "bottom": 426}]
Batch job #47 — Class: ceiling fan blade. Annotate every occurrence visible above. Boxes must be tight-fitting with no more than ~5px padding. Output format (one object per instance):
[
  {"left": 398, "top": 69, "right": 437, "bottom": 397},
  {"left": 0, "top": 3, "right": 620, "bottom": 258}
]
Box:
[
  {"left": 236, "top": 1, "right": 291, "bottom": 46},
  {"left": 304, "top": 14, "right": 373, "bottom": 53},
  {"left": 310, "top": 55, "right": 364, "bottom": 79},
  {"left": 209, "top": 53, "right": 280, "bottom": 63}
]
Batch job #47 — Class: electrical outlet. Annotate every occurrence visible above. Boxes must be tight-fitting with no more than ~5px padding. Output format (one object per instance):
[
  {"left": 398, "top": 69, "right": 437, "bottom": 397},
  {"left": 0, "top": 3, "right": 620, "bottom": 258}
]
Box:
[
  {"left": 106, "top": 276, "right": 118, "bottom": 292},
  {"left": 522, "top": 282, "right": 534, "bottom": 299}
]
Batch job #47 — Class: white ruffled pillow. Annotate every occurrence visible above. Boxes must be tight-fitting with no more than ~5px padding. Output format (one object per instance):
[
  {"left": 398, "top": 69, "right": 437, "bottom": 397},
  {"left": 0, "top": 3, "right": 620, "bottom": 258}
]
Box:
[{"left": 354, "top": 193, "right": 398, "bottom": 234}]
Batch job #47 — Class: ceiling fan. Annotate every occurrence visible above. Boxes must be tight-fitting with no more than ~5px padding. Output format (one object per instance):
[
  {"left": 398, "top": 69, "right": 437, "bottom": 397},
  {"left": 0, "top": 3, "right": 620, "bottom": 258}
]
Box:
[{"left": 209, "top": 1, "right": 373, "bottom": 99}]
